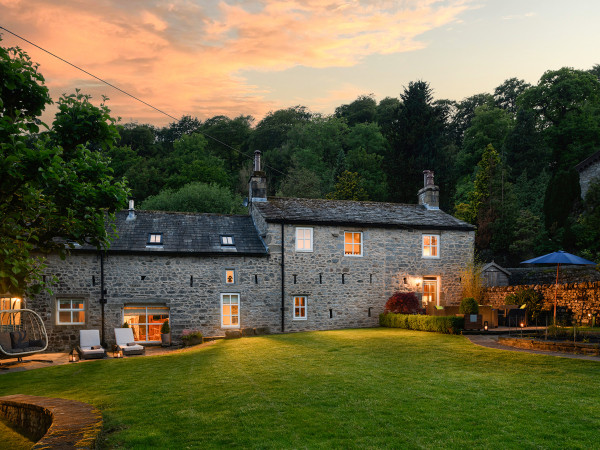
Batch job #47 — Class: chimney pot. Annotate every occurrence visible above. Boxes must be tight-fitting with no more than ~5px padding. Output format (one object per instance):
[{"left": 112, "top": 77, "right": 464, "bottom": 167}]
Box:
[{"left": 254, "top": 150, "right": 262, "bottom": 172}]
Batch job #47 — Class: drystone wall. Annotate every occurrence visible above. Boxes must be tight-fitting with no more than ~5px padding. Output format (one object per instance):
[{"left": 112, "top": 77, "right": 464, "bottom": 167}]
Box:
[{"left": 483, "top": 282, "right": 600, "bottom": 325}]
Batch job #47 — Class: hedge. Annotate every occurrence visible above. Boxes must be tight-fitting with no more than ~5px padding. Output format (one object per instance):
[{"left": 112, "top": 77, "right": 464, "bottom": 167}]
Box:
[{"left": 379, "top": 313, "right": 464, "bottom": 334}]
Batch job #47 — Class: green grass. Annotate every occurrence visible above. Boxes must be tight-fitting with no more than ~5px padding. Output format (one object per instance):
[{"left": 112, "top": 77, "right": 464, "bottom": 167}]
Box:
[
  {"left": 1, "top": 328, "right": 600, "bottom": 448},
  {"left": 0, "top": 419, "right": 34, "bottom": 449}
]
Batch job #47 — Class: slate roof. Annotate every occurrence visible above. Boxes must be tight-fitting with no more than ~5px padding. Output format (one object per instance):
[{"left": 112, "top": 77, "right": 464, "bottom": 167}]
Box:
[
  {"left": 253, "top": 197, "right": 475, "bottom": 231},
  {"left": 75, "top": 210, "right": 267, "bottom": 255}
]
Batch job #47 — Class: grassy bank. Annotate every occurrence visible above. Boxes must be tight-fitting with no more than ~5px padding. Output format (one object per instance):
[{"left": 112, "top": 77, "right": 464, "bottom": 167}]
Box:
[{"left": 1, "top": 328, "right": 599, "bottom": 448}]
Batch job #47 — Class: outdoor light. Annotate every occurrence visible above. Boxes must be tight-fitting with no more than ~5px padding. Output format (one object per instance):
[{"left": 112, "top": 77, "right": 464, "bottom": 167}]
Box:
[
  {"left": 69, "top": 348, "right": 79, "bottom": 363},
  {"left": 113, "top": 346, "right": 123, "bottom": 359},
  {"left": 520, "top": 322, "right": 525, "bottom": 328},
  {"left": 484, "top": 321, "right": 488, "bottom": 332}
]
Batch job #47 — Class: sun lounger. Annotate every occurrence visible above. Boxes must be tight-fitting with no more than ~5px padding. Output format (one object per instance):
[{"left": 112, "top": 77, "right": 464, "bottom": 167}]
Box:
[
  {"left": 114, "top": 328, "right": 145, "bottom": 356},
  {"left": 77, "top": 330, "right": 106, "bottom": 360}
]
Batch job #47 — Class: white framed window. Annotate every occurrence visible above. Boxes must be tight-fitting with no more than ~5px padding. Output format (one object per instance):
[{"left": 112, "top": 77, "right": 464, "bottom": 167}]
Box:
[
  {"left": 225, "top": 269, "right": 235, "bottom": 284},
  {"left": 344, "top": 232, "right": 363, "bottom": 256},
  {"left": 422, "top": 277, "right": 439, "bottom": 307},
  {"left": 422, "top": 234, "right": 440, "bottom": 258},
  {"left": 293, "top": 296, "right": 307, "bottom": 320},
  {"left": 221, "top": 235, "right": 235, "bottom": 246},
  {"left": 295, "top": 227, "right": 313, "bottom": 252},
  {"left": 57, "top": 299, "right": 85, "bottom": 325},
  {"left": 148, "top": 233, "right": 163, "bottom": 245},
  {"left": 221, "top": 293, "right": 240, "bottom": 328},
  {"left": 123, "top": 305, "right": 169, "bottom": 342}
]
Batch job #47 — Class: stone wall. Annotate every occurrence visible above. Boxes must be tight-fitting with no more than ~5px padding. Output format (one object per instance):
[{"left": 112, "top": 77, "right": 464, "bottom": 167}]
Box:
[
  {"left": 483, "top": 282, "right": 600, "bottom": 324},
  {"left": 31, "top": 252, "right": 281, "bottom": 351},
  {"left": 30, "top": 219, "right": 474, "bottom": 351},
  {"left": 263, "top": 221, "right": 474, "bottom": 333}
]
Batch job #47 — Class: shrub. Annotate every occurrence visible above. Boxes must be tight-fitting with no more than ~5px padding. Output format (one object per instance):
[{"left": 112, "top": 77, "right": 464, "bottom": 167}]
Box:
[
  {"left": 160, "top": 321, "right": 170, "bottom": 334},
  {"left": 181, "top": 330, "right": 203, "bottom": 341},
  {"left": 505, "top": 289, "right": 544, "bottom": 320},
  {"left": 384, "top": 292, "right": 420, "bottom": 314},
  {"left": 504, "top": 293, "right": 518, "bottom": 305},
  {"left": 379, "top": 313, "right": 463, "bottom": 334},
  {"left": 459, "top": 260, "right": 484, "bottom": 303},
  {"left": 459, "top": 297, "right": 479, "bottom": 315}
]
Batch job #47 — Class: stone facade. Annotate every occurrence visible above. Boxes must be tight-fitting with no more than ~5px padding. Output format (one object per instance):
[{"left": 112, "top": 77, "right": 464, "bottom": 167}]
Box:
[
  {"left": 483, "top": 282, "right": 600, "bottom": 325},
  {"left": 19, "top": 165, "right": 475, "bottom": 351}
]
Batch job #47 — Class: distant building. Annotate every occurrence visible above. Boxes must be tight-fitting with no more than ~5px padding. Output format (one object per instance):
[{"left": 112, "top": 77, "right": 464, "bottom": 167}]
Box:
[{"left": 576, "top": 149, "right": 600, "bottom": 199}]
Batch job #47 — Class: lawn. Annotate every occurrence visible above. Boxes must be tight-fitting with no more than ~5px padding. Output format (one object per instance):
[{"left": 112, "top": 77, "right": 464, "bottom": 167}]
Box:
[{"left": 1, "top": 328, "right": 599, "bottom": 448}]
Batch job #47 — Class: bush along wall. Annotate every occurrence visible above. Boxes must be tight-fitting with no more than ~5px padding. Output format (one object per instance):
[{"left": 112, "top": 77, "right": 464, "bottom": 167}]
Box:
[{"left": 379, "top": 313, "right": 464, "bottom": 334}]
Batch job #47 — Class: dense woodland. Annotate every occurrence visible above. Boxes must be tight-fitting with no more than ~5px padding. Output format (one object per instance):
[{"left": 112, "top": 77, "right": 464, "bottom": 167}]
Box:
[{"left": 108, "top": 65, "right": 600, "bottom": 267}]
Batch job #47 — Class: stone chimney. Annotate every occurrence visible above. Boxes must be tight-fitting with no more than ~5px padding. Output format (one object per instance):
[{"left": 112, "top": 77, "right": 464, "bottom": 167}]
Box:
[
  {"left": 126, "top": 198, "right": 137, "bottom": 221},
  {"left": 248, "top": 150, "right": 267, "bottom": 204},
  {"left": 417, "top": 170, "right": 439, "bottom": 210}
]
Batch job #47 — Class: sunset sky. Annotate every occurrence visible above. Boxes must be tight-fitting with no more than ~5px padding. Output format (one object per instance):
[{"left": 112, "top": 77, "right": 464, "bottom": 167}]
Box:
[{"left": 1, "top": 0, "right": 599, "bottom": 127}]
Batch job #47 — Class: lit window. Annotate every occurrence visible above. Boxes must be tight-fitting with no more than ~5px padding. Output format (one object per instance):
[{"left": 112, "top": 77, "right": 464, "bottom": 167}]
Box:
[
  {"left": 422, "top": 235, "right": 440, "bottom": 258},
  {"left": 293, "top": 296, "right": 307, "bottom": 320},
  {"left": 148, "top": 233, "right": 163, "bottom": 245},
  {"left": 422, "top": 277, "right": 438, "bottom": 307},
  {"left": 221, "top": 235, "right": 234, "bottom": 246},
  {"left": 295, "top": 227, "right": 313, "bottom": 252},
  {"left": 221, "top": 293, "right": 240, "bottom": 328},
  {"left": 123, "top": 305, "right": 169, "bottom": 342},
  {"left": 57, "top": 299, "right": 85, "bottom": 325},
  {"left": 344, "top": 232, "right": 363, "bottom": 256},
  {"left": 225, "top": 269, "right": 235, "bottom": 284}
]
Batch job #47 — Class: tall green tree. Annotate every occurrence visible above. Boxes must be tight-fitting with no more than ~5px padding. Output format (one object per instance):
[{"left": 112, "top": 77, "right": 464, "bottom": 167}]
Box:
[
  {"left": 385, "top": 81, "right": 447, "bottom": 203},
  {"left": 0, "top": 42, "right": 129, "bottom": 295}
]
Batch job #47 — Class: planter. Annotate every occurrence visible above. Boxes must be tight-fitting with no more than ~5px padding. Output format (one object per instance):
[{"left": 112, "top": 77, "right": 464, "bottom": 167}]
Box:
[
  {"left": 161, "top": 333, "right": 171, "bottom": 347},
  {"left": 461, "top": 313, "right": 483, "bottom": 330}
]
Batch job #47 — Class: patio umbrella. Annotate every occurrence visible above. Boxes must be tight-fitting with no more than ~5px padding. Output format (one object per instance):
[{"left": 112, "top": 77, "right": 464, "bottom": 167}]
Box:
[{"left": 521, "top": 250, "right": 597, "bottom": 323}]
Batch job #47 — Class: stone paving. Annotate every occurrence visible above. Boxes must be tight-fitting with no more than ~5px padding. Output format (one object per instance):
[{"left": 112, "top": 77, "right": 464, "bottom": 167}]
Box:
[
  {"left": 0, "top": 342, "right": 214, "bottom": 374},
  {"left": 466, "top": 334, "right": 600, "bottom": 361}
]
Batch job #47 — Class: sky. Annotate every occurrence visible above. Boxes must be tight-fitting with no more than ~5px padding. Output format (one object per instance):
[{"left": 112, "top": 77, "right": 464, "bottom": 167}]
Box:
[{"left": 1, "top": 0, "right": 599, "bottom": 127}]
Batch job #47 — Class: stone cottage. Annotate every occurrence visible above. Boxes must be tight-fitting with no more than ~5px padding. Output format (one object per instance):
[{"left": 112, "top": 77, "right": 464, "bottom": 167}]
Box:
[{"left": 8, "top": 154, "right": 475, "bottom": 350}]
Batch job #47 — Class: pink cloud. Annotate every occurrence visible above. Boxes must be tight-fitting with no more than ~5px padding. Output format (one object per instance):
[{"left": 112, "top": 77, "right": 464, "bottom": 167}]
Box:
[{"left": 0, "top": 0, "right": 474, "bottom": 125}]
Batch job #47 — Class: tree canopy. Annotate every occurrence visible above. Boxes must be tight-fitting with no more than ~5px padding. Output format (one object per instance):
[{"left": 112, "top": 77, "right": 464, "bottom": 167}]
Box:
[{"left": 0, "top": 42, "right": 129, "bottom": 295}]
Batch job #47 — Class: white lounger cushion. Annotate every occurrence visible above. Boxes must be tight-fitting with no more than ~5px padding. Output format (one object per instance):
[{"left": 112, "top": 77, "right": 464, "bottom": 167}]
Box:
[
  {"left": 80, "top": 330, "right": 101, "bottom": 348},
  {"left": 114, "top": 328, "right": 144, "bottom": 354},
  {"left": 114, "top": 328, "right": 136, "bottom": 346}
]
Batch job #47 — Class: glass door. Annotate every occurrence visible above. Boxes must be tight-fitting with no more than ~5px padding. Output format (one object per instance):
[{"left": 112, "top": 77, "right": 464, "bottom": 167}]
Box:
[{"left": 123, "top": 305, "right": 169, "bottom": 342}]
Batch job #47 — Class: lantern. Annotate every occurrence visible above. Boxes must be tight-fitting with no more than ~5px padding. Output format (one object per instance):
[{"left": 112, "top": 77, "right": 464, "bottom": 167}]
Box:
[
  {"left": 483, "top": 321, "right": 488, "bottom": 332},
  {"left": 69, "top": 348, "right": 79, "bottom": 363},
  {"left": 113, "top": 346, "right": 123, "bottom": 359}
]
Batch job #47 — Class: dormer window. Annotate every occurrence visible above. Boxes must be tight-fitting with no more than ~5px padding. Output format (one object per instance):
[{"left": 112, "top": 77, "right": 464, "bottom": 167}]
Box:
[
  {"left": 221, "top": 235, "right": 235, "bottom": 246},
  {"left": 148, "top": 233, "right": 163, "bottom": 245}
]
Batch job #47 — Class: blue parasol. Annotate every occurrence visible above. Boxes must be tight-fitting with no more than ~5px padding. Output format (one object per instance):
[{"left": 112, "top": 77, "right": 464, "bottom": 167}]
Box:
[{"left": 521, "top": 251, "right": 597, "bottom": 322}]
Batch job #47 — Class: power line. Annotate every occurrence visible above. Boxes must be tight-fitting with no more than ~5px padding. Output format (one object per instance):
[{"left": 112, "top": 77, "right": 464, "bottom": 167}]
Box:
[{"left": 0, "top": 25, "right": 286, "bottom": 176}]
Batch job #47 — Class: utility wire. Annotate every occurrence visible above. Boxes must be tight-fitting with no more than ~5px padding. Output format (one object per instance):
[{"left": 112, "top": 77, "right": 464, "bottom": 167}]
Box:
[{"left": 0, "top": 25, "right": 286, "bottom": 176}]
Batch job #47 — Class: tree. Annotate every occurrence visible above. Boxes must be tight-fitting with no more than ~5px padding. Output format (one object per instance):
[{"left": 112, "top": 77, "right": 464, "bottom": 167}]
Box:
[
  {"left": 276, "top": 166, "right": 322, "bottom": 199},
  {"left": 200, "top": 115, "right": 253, "bottom": 176},
  {"left": 385, "top": 81, "right": 447, "bottom": 203},
  {"left": 335, "top": 94, "right": 377, "bottom": 127},
  {"left": 249, "top": 106, "right": 312, "bottom": 152},
  {"left": 0, "top": 42, "right": 128, "bottom": 295},
  {"left": 141, "top": 182, "right": 246, "bottom": 214},
  {"left": 327, "top": 171, "right": 368, "bottom": 201},
  {"left": 493, "top": 78, "right": 531, "bottom": 114}
]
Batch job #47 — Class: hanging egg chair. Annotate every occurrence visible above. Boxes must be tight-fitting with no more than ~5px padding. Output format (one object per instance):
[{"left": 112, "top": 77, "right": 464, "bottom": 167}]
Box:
[{"left": 0, "top": 309, "right": 51, "bottom": 369}]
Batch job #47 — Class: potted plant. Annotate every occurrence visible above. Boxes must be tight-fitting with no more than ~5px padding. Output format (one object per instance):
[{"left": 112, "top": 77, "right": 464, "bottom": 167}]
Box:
[
  {"left": 181, "top": 330, "right": 203, "bottom": 346},
  {"left": 160, "top": 321, "right": 171, "bottom": 347},
  {"left": 459, "top": 297, "right": 481, "bottom": 330}
]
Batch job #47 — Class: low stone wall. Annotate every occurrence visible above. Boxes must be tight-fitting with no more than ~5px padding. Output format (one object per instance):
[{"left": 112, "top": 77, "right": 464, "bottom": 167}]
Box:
[
  {"left": 483, "top": 281, "right": 600, "bottom": 325},
  {"left": 0, "top": 394, "right": 102, "bottom": 449},
  {"left": 499, "top": 336, "right": 600, "bottom": 356}
]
